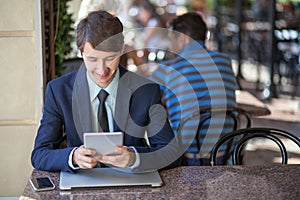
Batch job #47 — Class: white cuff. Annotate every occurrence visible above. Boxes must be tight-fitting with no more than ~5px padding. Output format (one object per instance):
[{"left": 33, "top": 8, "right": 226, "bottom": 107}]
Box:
[
  {"left": 68, "top": 147, "right": 80, "bottom": 170},
  {"left": 129, "top": 146, "right": 140, "bottom": 169}
]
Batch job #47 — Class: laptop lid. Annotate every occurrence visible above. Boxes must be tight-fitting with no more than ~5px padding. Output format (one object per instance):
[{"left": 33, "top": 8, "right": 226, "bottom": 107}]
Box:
[{"left": 59, "top": 168, "right": 163, "bottom": 190}]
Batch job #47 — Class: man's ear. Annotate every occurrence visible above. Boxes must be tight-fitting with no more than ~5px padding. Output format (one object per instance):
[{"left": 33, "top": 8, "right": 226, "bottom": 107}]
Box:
[
  {"left": 181, "top": 34, "right": 190, "bottom": 45},
  {"left": 178, "top": 33, "right": 189, "bottom": 49}
]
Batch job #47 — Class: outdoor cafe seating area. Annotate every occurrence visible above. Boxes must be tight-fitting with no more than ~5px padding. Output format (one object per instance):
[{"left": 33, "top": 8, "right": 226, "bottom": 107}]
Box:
[{"left": 2, "top": 0, "right": 300, "bottom": 199}]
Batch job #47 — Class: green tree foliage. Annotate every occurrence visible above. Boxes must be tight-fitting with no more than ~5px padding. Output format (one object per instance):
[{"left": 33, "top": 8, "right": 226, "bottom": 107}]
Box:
[{"left": 54, "top": 0, "right": 74, "bottom": 77}]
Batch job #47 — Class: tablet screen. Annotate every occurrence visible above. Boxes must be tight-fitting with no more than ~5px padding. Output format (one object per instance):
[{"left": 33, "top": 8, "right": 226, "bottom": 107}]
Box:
[{"left": 84, "top": 132, "right": 123, "bottom": 155}]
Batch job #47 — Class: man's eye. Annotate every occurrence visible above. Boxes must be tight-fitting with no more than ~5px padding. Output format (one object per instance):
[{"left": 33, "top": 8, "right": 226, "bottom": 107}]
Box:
[
  {"left": 88, "top": 58, "right": 97, "bottom": 62},
  {"left": 106, "top": 56, "right": 117, "bottom": 61}
]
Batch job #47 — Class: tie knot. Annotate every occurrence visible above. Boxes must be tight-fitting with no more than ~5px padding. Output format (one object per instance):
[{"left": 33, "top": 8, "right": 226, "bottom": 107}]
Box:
[{"left": 97, "top": 90, "right": 109, "bottom": 103}]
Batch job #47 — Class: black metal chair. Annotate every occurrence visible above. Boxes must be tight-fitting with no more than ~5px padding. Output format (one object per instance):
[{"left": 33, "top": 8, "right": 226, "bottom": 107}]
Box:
[
  {"left": 210, "top": 127, "right": 300, "bottom": 166},
  {"left": 177, "top": 107, "right": 252, "bottom": 165}
]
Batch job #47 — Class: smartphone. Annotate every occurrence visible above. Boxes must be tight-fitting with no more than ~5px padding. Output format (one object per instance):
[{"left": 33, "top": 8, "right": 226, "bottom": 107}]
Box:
[{"left": 30, "top": 177, "right": 55, "bottom": 191}]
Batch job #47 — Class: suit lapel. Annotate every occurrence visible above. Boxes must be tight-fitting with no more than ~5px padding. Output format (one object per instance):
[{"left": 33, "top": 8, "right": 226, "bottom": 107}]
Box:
[
  {"left": 72, "top": 64, "right": 93, "bottom": 142},
  {"left": 114, "top": 66, "right": 132, "bottom": 132},
  {"left": 72, "top": 65, "right": 135, "bottom": 139}
]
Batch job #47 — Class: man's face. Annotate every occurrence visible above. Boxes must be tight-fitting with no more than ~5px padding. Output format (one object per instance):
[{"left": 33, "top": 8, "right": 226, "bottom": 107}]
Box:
[{"left": 82, "top": 42, "right": 121, "bottom": 88}]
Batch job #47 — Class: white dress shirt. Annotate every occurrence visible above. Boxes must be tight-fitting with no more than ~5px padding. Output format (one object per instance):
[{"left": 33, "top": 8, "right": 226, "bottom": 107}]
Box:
[{"left": 87, "top": 69, "right": 119, "bottom": 132}]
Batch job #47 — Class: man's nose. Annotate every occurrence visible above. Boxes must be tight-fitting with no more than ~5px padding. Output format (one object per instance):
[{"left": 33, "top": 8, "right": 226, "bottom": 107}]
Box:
[{"left": 95, "top": 60, "right": 106, "bottom": 73}]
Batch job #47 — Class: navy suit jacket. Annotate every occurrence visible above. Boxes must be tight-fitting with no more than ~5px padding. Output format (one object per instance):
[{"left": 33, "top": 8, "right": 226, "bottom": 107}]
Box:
[{"left": 31, "top": 65, "right": 180, "bottom": 172}]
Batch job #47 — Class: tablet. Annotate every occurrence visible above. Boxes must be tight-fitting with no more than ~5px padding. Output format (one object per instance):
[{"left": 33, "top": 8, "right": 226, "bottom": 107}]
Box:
[{"left": 84, "top": 132, "right": 124, "bottom": 155}]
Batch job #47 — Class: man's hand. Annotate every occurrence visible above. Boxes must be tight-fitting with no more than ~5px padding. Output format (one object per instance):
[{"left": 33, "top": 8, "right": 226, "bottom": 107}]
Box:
[
  {"left": 98, "top": 146, "right": 136, "bottom": 168},
  {"left": 72, "top": 145, "right": 101, "bottom": 169}
]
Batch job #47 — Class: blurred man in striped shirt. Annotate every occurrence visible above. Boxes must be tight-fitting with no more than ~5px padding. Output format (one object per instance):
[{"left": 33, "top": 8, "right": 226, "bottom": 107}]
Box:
[{"left": 150, "top": 12, "right": 237, "bottom": 166}]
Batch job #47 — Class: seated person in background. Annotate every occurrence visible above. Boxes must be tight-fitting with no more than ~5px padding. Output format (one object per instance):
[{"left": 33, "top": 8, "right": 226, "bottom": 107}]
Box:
[
  {"left": 31, "top": 10, "right": 180, "bottom": 173},
  {"left": 136, "top": 0, "right": 170, "bottom": 59},
  {"left": 150, "top": 12, "right": 237, "bottom": 166},
  {"left": 251, "top": 0, "right": 270, "bottom": 22}
]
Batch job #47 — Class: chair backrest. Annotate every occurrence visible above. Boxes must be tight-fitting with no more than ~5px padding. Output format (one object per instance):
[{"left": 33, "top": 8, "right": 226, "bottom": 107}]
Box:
[
  {"left": 210, "top": 127, "right": 300, "bottom": 166},
  {"left": 176, "top": 107, "right": 252, "bottom": 163},
  {"left": 197, "top": 107, "right": 252, "bottom": 131}
]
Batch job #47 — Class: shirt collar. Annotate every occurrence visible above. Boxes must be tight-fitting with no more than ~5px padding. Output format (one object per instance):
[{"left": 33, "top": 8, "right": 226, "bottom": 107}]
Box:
[
  {"left": 178, "top": 40, "right": 206, "bottom": 55},
  {"left": 87, "top": 68, "right": 120, "bottom": 102}
]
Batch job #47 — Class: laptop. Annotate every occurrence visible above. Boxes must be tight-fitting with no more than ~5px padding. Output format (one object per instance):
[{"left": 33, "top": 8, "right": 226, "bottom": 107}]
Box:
[{"left": 59, "top": 168, "right": 163, "bottom": 190}]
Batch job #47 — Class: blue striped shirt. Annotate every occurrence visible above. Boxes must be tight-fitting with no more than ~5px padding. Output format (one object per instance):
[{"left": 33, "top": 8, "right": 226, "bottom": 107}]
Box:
[{"left": 150, "top": 41, "right": 237, "bottom": 156}]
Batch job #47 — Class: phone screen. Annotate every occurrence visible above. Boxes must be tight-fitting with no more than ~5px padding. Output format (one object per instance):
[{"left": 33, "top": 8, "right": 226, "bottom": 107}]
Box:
[{"left": 30, "top": 177, "right": 55, "bottom": 191}]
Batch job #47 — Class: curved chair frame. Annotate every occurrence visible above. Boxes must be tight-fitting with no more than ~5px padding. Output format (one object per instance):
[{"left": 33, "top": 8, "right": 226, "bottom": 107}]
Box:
[
  {"left": 210, "top": 127, "right": 300, "bottom": 166},
  {"left": 233, "top": 133, "right": 287, "bottom": 165},
  {"left": 177, "top": 107, "right": 252, "bottom": 165}
]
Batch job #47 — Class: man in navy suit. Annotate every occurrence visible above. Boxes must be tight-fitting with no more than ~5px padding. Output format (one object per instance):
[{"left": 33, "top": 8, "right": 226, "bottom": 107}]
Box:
[{"left": 31, "top": 10, "right": 180, "bottom": 172}]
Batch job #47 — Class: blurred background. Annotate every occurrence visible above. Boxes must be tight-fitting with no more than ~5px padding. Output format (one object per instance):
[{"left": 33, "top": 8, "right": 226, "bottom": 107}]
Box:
[
  {"left": 0, "top": 0, "right": 299, "bottom": 197},
  {"left": 60, "top": 0, "right": 300, "bottom": 101}
]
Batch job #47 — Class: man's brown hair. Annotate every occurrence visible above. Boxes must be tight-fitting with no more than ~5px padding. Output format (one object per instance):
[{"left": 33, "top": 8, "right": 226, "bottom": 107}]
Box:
[{"left": 76, "top": 10, "right": 124, "bottom": 53}]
